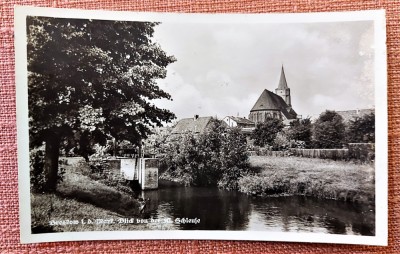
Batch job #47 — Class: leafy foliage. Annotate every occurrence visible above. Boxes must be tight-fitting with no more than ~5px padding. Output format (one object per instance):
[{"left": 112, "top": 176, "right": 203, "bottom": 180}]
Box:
[
  {"left": 346, "top": 112, "right": 375, "bottom": 143},
  {"left": 251, "top": 117, "right": 284, "bottom": 147},
  {"left": 287, "top": 118, "right": 312, "bottom": 147},
  {"left": 312, "top": 110, "right": 346, "bottom": 148},
  {"left": 218, "top": 126, "right": 250, "bottom": 189},
  {"left": 30, "top": 148, "right": 65, "bottom": 193},
  {"left": 27, "top": 17, "right": 176, "bottom": 191},
  {"left": 272, "top": 132, "right": 290, "bottom": 151},
  {"left": 160, "top": 119, "right": 250, "bottom": 190},
  {"left": 92, "top": 162, "right": 133, "bottom": 194}
]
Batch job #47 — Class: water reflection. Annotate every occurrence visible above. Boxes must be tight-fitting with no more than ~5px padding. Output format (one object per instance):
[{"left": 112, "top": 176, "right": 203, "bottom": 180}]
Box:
[{"left": 134, "top": 180, "right": 374, "bottom": 235}]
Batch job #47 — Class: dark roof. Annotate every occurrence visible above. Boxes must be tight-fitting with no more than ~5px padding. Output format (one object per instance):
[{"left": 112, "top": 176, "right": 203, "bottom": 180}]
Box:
[
  {"left": 277, "top": 66, "right": 288, "bottom": 90},
  {"left": 335, "top": 109, "right": 375, "bottom": 123},
  {"left": 171, "top": 116, "right": 213, "bottom": 134},
  {"left": 226, "top": 116, "right": 255, "bottom": 125},
  {"left": 250, "top": 89, "right": 297, "bottom": 119}
]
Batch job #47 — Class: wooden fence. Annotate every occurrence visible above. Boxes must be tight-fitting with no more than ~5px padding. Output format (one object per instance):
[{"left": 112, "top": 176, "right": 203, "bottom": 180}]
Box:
[
  {"left": 249, "top": 143, "right": 374, "bottom": 162},
  {"left": 289, "top": 148, "right": 349, "bottom": 160}
]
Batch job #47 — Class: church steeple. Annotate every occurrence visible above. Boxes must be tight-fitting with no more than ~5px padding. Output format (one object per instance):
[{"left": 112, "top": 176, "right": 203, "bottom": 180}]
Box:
[
  {"left": 275, "top": 65, "right": 291, "bottom": 107},
  {"left": 277, "top": 65, "right": 288, "bottom": 90}
]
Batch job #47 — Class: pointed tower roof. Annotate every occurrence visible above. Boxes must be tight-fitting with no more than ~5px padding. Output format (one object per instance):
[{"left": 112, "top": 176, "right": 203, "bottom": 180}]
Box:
[{"left": 277, "top": 65, "right": 288, "bottom": 90}]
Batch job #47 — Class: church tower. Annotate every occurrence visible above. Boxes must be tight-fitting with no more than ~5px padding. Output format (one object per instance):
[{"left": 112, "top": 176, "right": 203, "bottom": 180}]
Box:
[{"left": 275, "top": 65, "right": 291, "bottom": 107}]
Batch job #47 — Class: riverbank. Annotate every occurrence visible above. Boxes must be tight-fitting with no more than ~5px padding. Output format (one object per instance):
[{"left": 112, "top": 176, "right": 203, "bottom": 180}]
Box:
[
  {"left": 239, "top": 156, "right": 375, "bottom": 204},
  {"left": 31, "top": 158, "right": 152, "bottom": 233}
]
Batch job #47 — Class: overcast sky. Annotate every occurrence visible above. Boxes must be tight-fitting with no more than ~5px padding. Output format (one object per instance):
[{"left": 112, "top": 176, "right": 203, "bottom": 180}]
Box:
[{"left": 151, "top": 20, "right": 375, "bottom": 120}]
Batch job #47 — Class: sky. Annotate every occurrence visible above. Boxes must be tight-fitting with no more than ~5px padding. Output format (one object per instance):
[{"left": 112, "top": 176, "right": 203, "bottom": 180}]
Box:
[{"left": 151, "top": 20, "right": 375, "bottom": 120}]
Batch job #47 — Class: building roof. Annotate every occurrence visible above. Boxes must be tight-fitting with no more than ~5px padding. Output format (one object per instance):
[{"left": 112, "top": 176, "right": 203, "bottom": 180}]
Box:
[
  {"left": 277, "top": 65, "right": 288, "bottom": 90},
  {"left": 225, "top": 116, "right": 255, "bottom": 125},
  {"left": 250, "top": 89, "right": 297, "bottom": 119},
  {"left": 171, "top": 116, "right": 213, "bottom": 134},
  {"left": 335, "top": 109, "right": 375, "bottom": 123}
]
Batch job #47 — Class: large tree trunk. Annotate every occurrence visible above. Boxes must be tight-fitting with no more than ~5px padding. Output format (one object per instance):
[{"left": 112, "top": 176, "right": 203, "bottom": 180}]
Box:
[{"left": 43, "top": 132, "right": 60, "bottom": 192}]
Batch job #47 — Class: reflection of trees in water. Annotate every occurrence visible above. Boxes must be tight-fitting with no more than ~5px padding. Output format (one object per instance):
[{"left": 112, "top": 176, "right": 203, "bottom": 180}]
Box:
[
  {"left": 136, "top": 182, "right": 374, "bottom": 235},
  {"left": 140, "top": 182, "right": 251, "bottom": 230},
  {"left": 221, "top": 191, "right": 251, "bottom": 230},
  {"left": 323, "top": 217, "right": 347, "bottom": 234},
  {"left": 252, "top": 196, "right": 375, "bottom": 236},
  {"left": 352, "top": 222, "right": 375, "bottom": 236}
]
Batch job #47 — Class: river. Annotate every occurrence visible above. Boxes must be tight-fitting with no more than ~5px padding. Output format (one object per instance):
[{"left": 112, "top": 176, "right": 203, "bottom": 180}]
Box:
[{"left": 134, "top": 180, "right": 375, "bottom": 235}]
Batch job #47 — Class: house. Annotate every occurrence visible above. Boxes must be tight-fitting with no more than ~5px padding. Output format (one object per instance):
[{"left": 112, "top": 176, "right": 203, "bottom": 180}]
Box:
[
  {"left": 335, "top": 109, "right": 374, "bottom": 123},
  {"left": 309, "top": 109, "right": 375, "bottom": 124},
  {"left": 171, "top": 115, "right": 214, "bottom": 135},
  {"left": 248, "top": 66, "right": 298, "bottom": 124},
  {"left": 222, "top": 116, "right": 255, "bottom": 128}
]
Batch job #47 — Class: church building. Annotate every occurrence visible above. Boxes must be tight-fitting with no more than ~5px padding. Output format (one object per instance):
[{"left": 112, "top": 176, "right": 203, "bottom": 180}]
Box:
[{"left": 248, "top": 66, "right": 298, "bottom": 124}]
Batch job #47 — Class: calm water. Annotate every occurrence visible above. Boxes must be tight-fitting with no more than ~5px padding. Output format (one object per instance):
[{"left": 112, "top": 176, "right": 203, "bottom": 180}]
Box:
[{"left": 135, "top": 180, "right": 375, "bottom": 235}]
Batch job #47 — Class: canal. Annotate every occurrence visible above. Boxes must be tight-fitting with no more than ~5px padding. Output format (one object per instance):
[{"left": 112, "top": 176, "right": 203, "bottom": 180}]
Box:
[{"left": 134, "top": 180, "right": 375, "bottom": 235}]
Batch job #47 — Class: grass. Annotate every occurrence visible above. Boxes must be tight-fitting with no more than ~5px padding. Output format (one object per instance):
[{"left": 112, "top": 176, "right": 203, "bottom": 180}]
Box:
[
  {"left": 31, "top": 158, "right": 174, "bottom": 233},
  {"left": 238, "top": 156, "right": 375, "bottom": 205},
  {"left": 31, "top": 193, "right": 150, "bottom": 232}
]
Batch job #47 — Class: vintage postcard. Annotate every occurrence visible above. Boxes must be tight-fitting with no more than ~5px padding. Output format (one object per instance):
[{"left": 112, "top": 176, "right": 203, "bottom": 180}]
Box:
[{"left": 15, "top": 6, "right": 388, "bottom": 245}]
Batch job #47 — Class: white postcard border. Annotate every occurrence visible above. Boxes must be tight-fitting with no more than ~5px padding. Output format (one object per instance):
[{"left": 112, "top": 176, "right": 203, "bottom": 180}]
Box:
[{"left": 15, "top": 6, "right": 388, "bottom": 245}]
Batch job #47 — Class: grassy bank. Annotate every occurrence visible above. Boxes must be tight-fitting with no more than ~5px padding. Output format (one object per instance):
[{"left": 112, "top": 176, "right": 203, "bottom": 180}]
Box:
[
  {"left": 239, "top": 156, "right": 375, "bottom": 204},
  {"left": 31, "top": 158, "right": 175, "bottom": 233}
]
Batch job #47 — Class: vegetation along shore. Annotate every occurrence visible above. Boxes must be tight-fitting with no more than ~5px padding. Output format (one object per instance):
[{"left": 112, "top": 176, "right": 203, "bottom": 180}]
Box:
[
  {"left": 240, "top": 156, "right": 374, "bottom": 204},
  {"left": 161, "top": 155, "right": 374, "bottom": 205}
]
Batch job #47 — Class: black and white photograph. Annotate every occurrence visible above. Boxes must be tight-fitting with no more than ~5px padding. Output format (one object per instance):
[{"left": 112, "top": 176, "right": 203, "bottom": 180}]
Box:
[{"left": 15, "top": 7, "right": 388, "bottom": 245}]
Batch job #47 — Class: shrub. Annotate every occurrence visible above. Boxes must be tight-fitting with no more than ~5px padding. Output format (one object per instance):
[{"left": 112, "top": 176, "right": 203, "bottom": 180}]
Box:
[
  {"left": 86, "top": 159, "right": 133, "bottom": 194},
  {"left": 348, "top": 143, "right": 375, "bottom": 162},
  {"left": 313, "top": 110, "right": 345, "bottom": 148},
  {"left": 346, "top": 112, "right": 375, "bottom": 143},
  {"left": 251, "top": 117, "right": 284, "bottom": 147},
  {"left": 287, "top": 118, "right": 312, "bottom": 147},
  {"left": 272, "top": 132, "right": 290, "bottom": 151},
  {"left": 160, "top": 119, "right": 249, "bottom": 190}
]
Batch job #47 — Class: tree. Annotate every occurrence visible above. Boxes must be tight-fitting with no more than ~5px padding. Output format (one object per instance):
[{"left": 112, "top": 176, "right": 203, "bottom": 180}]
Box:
[
  {"left": 160, "top": 119, "right": 249, "bottom": 189},
  {"left": 251, "top": 117, "right": 284, "bottom": 147},
  {"left": 346, "top": 112, "right": 375, "bottom": 143},
  {"left": 272, "top": 131, "right": 290, "bottom": 151},
  {"left": 287, "top": 118, "right": 312, "bottom": 147},
  {"left": 312, "top": 111, "right": 345, "bottom": 148},
  {"left": 28, "top": 17, "right": 176, "bottom": 192},
  {"left": 219, "top": 127, "right": 250, "bottom": 190}
]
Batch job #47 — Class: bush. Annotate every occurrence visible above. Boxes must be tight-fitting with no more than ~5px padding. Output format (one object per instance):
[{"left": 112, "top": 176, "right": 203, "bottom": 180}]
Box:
[
  {"left": 251, "top": 117, "right": 284, "bottom": 147},
  {"left": 272, "top": 132, "right": 290, "bottom": 151},
  {"left": 287, "top": 118, "right": 312, "bottom": 147},
  {"left": 86, "top": 159, "right": 133, "bottom": 194},
  {"left": 348, "top": 143, "right": 375, "bottom": 162},
  {"left": 160, "top": 119, "right": 249, "bottom": 190},
  {"left": 313, "top": 110, "right": 345, "bottom": 149},
  {"left": 346, "top": 112, "right": 375, "bottom": 143}
]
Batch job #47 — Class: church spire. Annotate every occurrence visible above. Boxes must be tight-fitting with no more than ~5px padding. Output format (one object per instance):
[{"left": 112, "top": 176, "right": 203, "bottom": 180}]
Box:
[
  {"left": 277, "top": 65, "right": 288, "bottom": 90},
  {"left": 275, "top": 65, "right": 291, "bottom": 107}
]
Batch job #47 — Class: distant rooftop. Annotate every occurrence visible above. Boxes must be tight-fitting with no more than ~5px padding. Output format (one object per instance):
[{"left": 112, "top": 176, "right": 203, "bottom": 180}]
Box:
[
  {"left": 225, "top": 116, "right": 255, "bottom": 125},
  {"left": 309, "top": 108, "right": 375, "bottom": 123},
  {"left": 336, "top": 109, "right": 375, "bottom": 123},
  {"left": 171, "top": 116, "right": 213, "bottom": 134}
]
